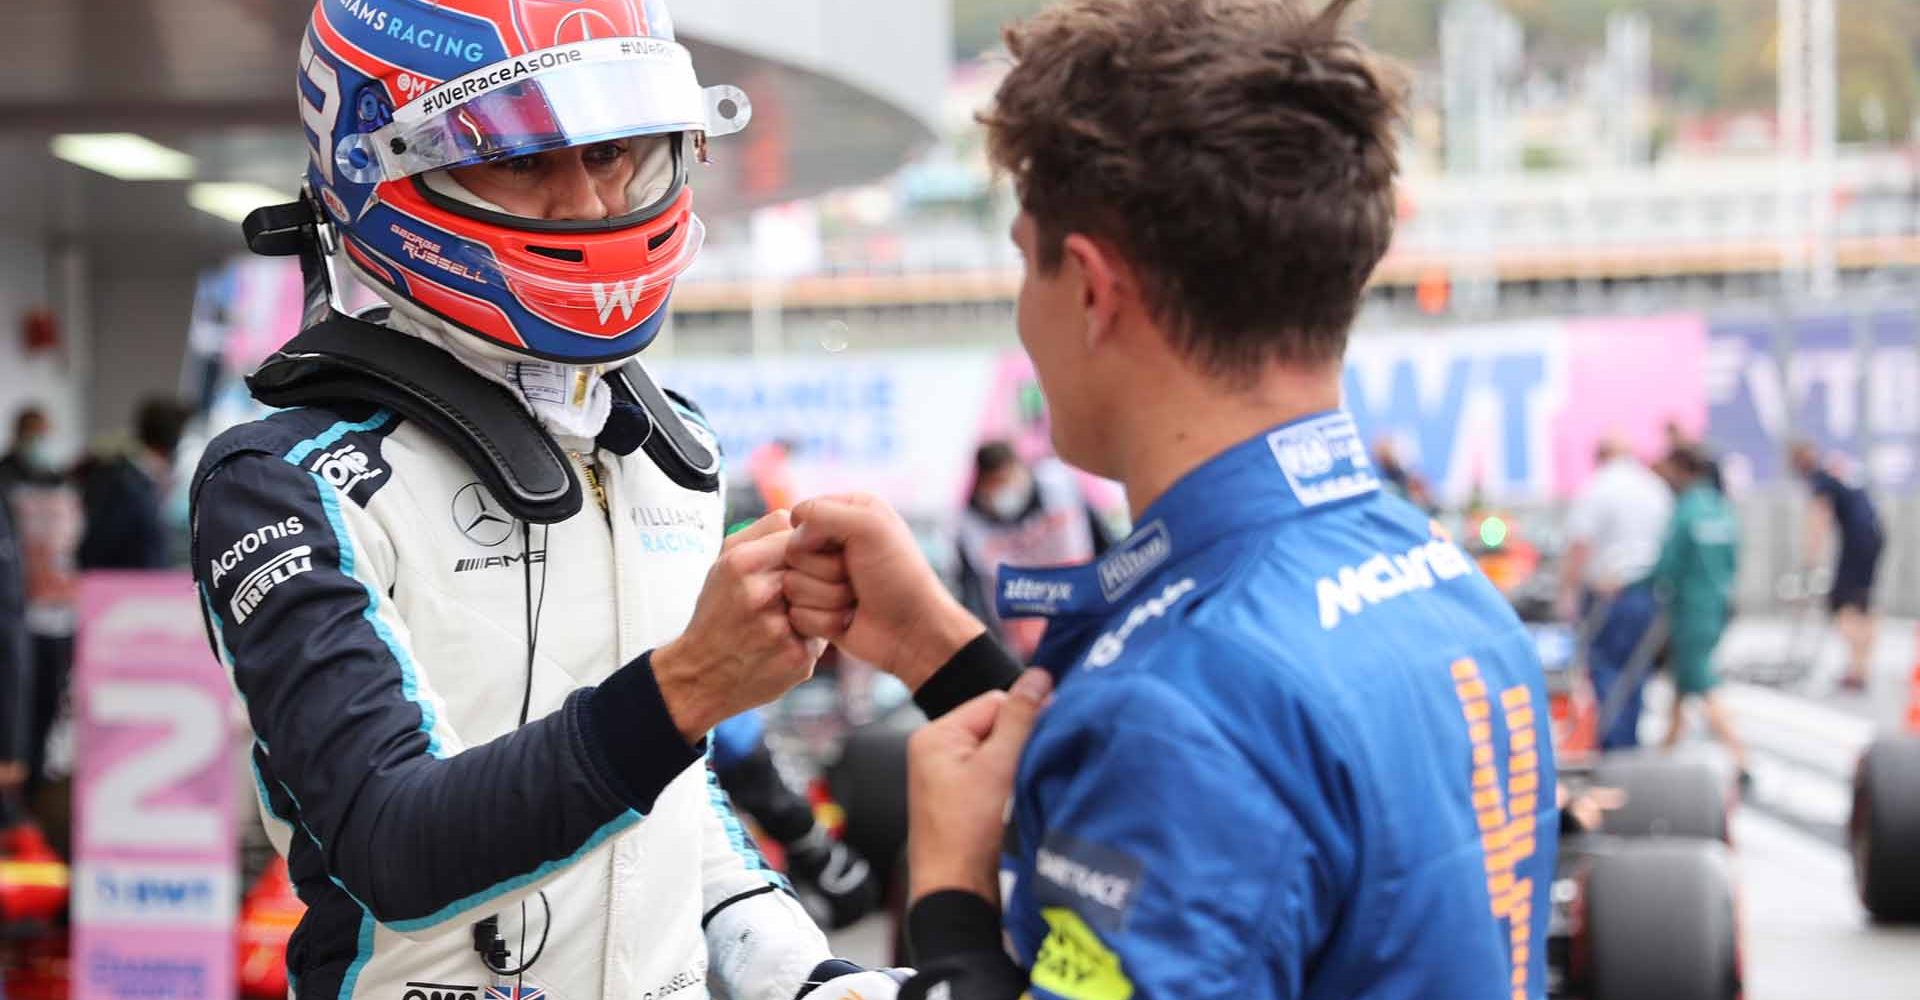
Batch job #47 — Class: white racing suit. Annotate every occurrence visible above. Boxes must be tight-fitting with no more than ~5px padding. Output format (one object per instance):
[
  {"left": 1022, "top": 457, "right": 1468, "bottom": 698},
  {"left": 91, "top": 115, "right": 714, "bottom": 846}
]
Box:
[{"left": 190, "top": 379, "right": 831, "bottom": 1000}]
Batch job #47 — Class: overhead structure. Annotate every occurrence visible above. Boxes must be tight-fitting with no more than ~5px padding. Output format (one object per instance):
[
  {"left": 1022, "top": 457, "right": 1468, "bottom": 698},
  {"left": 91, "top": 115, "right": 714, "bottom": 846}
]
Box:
[{"left": 0, "top": 0, "right": 949, "bottom": 260}]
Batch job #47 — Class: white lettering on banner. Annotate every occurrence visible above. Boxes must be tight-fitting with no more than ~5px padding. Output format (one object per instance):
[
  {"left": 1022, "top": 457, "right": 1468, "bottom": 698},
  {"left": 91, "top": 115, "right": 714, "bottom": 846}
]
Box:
[
  {"left": 84, "top": 682, "right": 226, "bottom": 850},
  {"left": 1341, "top": 326, "right": 1567, "bottom": 501},
  {"left": 1003, "top": 578, "right": 1073, "bottom": 607},
  {"left": 593, "top": 278, "right": 648, "bottom": 324},
  {"left": 73, "top": 862, "right": 237, "bottom": 928},
  {"left": 209, "top": 516, "right": 305, "bottom": 586},
  {"left": 90, "top": 599, "right": 207, "bottom": 649},
  {"left": 230, "top": 547, "right": 316, "bottom": 624},
  {"left": 1087, "top": 578, "right": 1196, "bottom": 668},
  {"left": 1316, "top": 538, "right": 1475, "bottom": 630}
]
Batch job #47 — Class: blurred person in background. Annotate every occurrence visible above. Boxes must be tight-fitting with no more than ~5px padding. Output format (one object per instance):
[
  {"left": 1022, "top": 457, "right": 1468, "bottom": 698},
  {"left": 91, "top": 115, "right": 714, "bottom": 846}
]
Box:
[
  {"left": 1791, "top": 440, "right": 1886, "bottom": 691},
  {"left": 0, "top": 406, "right": 81, "bottom": 812},
  {"left": 1664, "top": 418, "right": 1723, "bottom": 494},
  {"left": 0, "top": 408, "right": 55, "bottom": 493},
  {"left": 781, "top": 1, "right": 1557, "bottom": 997},
  {"left": 955, "top": 441, "right": 1114, "bottom": 660},
  {"left": 1651, "top": 446, "right": 1747, "bottom": 777},
  {"left": 76, "top": 397, "right": 191, "bottom": 570},
  {"left": 1371, "top": 435, "right": 1433, "bottom": 511},
  {"left": 187, "top": 3, "right": 899, "bottom": 998},
  {"left": 1559, "top": 437, "right": 1674, "bottom": 749},
  {"left": 709, "top": 710, "right": 881, "bottom": 930},
  {"left": 0, "top": 488, "right": 28, "bottom": 826}
]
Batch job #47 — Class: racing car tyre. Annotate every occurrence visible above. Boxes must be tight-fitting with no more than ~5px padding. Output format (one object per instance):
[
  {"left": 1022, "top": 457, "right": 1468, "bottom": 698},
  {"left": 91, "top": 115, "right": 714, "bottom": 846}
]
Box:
[
  {"left": 1850, "top": 736, "right": 1920, "bottom": 923},
  {"left": 1585, "top": 841, "right": 1739, "bottom": 1000},
  {"left": 825, "top": 723, "right": 912, "bottom": 889},
  {"left": 1594, "top": 754, "right": 1729, "bottom": 842}
]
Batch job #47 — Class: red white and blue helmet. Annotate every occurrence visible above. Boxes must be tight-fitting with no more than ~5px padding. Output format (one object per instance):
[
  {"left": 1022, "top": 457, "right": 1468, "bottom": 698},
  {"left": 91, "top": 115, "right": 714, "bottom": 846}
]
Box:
[{"left": 297, "top": 0, "right": 750, "bottom": 362}]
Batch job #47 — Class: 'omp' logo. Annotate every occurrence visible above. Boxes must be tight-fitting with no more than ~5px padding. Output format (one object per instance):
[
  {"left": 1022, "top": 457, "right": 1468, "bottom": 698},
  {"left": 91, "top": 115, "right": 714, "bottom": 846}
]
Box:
[
  {"left": 309, "top": 443, "right": 385, "bottom": 494},
  {"left": 231, "top": 547, "right": 315, "bottom": 624}
]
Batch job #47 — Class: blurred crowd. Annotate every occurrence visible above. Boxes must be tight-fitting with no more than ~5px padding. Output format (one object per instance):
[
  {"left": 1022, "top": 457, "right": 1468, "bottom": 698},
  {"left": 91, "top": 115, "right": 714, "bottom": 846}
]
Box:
[
  {"left": 1547, "top": 426, "right": 1885, "bottom": 782},
  {"left": 0, "top": 399, "right": 193, "bottom": 843}
]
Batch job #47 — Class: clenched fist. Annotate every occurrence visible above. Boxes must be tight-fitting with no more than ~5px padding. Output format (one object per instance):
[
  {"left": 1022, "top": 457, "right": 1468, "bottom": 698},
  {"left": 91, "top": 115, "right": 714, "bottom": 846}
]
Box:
[
  {"left": 654, "top": 511, "right": 825, "bottom": 742},
  {"left": 782, "top": 494, "right": 985, "bottom": 690}
]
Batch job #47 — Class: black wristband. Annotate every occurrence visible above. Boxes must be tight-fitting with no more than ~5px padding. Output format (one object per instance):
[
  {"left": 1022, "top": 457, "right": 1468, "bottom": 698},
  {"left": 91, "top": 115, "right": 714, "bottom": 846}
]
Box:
[
  {"left": 578, "top": 650, "right": 705, "bottom": 812},
  {"left": 914, "top": 633, "right": 1022, "bottom": 720},
  {"left": 907, "top": 889, "right": 1004, "bottom": 964},
  {"left": 901, "top": 890, "right": 1027, "bottom": 1000}
]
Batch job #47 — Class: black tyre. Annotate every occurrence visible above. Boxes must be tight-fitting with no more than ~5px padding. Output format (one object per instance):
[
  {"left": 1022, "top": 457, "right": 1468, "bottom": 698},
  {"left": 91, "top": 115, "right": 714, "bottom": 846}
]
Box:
[
  {"left": 1594, "top": 754, "right": 1729, "bottom": 842},
  {"left": 1851, "top": 736, "right": 1920, "bottom": 923},
  {"left": 1585, "top": 841, "right": 1740, "bottom": 1000},
  {"left": 825, "top": 723, "right": 913, "bottom": 889}
]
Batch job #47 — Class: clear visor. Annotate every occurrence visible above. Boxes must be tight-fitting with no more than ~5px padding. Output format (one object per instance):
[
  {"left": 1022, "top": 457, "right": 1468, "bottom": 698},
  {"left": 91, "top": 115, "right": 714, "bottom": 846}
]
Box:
[{"left": 338, "top": 38, "right": 751, "bottom": 185}]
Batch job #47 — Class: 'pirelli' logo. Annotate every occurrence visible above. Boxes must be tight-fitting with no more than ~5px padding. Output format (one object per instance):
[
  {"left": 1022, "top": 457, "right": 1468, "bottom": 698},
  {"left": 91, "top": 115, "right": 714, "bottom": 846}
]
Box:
[{"left": 231, "top": 546, "right": 315, "bottom": 624}]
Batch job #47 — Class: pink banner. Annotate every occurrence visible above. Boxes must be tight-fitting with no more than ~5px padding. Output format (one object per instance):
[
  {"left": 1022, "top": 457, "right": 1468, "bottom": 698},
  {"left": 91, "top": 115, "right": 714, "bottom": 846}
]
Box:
[
  {"left": 977, "top": 352, "right": 1126, "bottom": 513},
  {"left": 1555, "top": 314, "right": 1710, "bottom": 496},
  {"left": 73, "top": 572, "right": 236, "bottom": 1000}
]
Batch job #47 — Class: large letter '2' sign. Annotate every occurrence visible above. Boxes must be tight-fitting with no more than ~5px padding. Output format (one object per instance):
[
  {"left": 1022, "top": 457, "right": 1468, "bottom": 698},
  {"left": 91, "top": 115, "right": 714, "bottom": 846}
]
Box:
[
  {"left": 85, "top": 682, "right": 225, "bottom": 849},
  {"left": 73, "top": 573, "right": 237, "bottom": 1000}
]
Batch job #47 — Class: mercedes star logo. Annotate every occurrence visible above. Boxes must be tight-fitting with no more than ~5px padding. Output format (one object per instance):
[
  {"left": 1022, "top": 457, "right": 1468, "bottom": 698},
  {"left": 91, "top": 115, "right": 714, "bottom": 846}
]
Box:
[{"left": 451, "top": 483, "right": 515, "bottom": 548}]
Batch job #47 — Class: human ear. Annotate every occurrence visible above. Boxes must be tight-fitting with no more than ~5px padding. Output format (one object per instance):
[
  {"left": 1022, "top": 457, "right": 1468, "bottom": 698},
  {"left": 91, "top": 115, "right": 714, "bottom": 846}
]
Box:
[{"left": 1062, "top": 233, "right": 1122, "bottom": 349}]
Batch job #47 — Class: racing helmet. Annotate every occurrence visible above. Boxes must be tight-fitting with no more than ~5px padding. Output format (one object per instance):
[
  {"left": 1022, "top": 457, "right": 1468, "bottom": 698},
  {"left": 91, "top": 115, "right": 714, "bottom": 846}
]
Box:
[{"left": 296, "top": 0, "right": 750, "bottom": 362}]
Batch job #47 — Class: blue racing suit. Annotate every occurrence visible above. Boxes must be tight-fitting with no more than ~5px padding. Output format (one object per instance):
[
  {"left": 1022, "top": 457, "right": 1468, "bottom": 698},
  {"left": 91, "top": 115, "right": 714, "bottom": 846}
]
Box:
[{"left": 904, "top": 411, "right": 1557, "bottom": 1000}]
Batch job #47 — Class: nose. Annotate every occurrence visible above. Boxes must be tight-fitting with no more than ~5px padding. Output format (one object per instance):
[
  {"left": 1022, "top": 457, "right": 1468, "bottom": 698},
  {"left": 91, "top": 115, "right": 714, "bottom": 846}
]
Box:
[{"left": 547, "top": 149, "right": 612, "bottom": 221}]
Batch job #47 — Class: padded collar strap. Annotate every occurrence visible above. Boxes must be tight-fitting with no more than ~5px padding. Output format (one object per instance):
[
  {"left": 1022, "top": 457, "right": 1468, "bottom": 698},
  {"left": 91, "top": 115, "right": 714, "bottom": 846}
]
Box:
[
  {"left": 607, "top": 360, "right": 720, "bottom": 493},
  {"left": 248, "top": 310, "right": 584, "bottom": 523}
]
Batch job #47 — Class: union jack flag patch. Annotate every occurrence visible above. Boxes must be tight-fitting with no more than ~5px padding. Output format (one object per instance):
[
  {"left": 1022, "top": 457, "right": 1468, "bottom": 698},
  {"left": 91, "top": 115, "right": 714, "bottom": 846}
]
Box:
[{"left": 485, "top": 986, "right": 545, "bottom": 1000}]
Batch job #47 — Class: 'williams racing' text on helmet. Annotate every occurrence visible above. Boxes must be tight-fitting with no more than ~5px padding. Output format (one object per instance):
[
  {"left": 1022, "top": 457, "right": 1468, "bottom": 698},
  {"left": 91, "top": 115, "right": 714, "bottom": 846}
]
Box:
[{"left": 297, "top": 0, "right": 750, "bottom": 362}]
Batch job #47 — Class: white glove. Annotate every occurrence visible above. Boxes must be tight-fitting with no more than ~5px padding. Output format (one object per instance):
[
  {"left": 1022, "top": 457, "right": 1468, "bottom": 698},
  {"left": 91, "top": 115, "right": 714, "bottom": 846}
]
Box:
[{"left": 803, "top": 968, "right": 914, "bottom": 1000}]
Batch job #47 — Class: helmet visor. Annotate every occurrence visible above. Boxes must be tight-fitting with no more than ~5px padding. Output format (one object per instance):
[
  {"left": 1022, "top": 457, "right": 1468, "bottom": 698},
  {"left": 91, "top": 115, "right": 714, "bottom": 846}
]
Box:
[{"left": 348, "top": 38, "right": 750, "bottom": 184}]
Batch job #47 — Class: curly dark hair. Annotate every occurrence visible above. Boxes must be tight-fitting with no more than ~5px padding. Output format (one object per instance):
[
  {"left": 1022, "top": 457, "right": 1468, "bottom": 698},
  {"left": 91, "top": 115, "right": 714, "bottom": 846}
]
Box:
[{"left": 983, "top": 0, "right": 1404, "bottom": 379}]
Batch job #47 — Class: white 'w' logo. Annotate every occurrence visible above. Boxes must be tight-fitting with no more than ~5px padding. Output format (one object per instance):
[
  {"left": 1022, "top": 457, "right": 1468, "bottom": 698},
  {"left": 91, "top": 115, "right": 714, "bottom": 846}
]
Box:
[{"left": 592, "top": 279, "right": 646, "bottom": 324}]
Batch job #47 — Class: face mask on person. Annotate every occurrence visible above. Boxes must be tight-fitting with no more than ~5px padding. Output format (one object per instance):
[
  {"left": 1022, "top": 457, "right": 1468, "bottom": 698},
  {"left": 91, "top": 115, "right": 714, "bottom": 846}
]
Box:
[
  {"left": 18, "top": 437, "right": 51, "bottom": 472},
  {"left": 983, "top": 473, "right": 1033, "bottom": 520}
]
